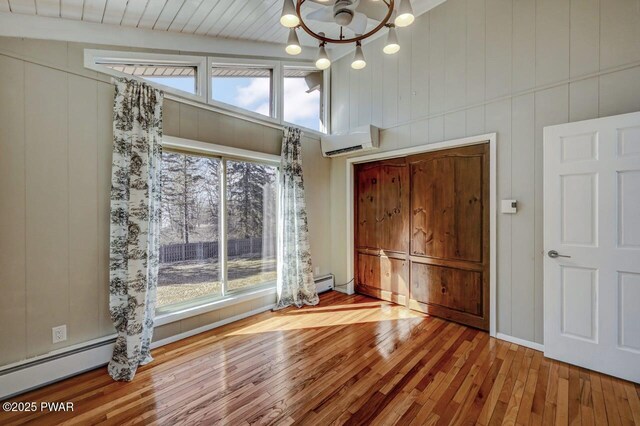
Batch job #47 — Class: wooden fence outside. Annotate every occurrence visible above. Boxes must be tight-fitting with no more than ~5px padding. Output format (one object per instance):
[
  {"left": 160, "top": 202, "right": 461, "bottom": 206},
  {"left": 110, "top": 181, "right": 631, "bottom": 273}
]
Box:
[{"left": 159, "top": 237, "right": 276, "bottom": 263}]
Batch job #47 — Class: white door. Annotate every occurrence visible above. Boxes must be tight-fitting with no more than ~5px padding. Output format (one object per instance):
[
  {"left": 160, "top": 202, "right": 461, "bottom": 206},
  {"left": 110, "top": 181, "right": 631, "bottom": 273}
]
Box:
[{"left": 544, "top": 111, "right": 640, "bottom": 383}]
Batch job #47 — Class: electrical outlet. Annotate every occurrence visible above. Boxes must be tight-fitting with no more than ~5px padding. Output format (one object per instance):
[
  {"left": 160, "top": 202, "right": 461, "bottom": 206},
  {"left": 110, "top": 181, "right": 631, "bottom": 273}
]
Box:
[{"left": 52, "top": 325, "right": 67, "bottom": 344}]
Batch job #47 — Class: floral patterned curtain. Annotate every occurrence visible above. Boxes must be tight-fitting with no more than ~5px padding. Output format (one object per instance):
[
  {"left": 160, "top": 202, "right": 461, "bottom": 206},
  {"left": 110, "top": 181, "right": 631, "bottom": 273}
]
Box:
[
  {"left": 275, "top": 127, "right": 320, "bottom": 309},
  {"left": 108, "top": 78, "right": 163, "bottom": 381}
]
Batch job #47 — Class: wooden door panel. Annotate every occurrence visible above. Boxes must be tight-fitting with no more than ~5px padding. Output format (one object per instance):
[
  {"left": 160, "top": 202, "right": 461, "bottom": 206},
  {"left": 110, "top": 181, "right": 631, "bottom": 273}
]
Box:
[
  {"left": 356, "top": 166, "right": 379, "bottom": 249},
  {"left": 409, "top": 143, "right": 489, "bottom": 330},
  {"left": 356, "top": 253, "right": 409, "bottom": 303},
  {"left": 355, "top": 158, "right": 409, "bottom": 303},
  {"left": 354, "top": 144, "right": 489, "bottom": 330},
  {"left": 356, "top": 253, "right": 380, "bottom": 291},
  {"left": 378, "top": 164, "right": 409, "bottom": 252},
  {"left": 355, "top": 159, "right": 408, "bottom": 252},
  {"left": 410, "top": 262, "right": 482, "bottom": 316},
  {"left": 410, "top": 152, "right": 484, "bottom": 262}
]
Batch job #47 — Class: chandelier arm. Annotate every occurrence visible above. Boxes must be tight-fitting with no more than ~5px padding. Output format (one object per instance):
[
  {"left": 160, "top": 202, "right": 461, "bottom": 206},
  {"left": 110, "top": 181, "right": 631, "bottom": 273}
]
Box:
[{"left": 295, "top": 0, "right": 395, "bottom": 44}]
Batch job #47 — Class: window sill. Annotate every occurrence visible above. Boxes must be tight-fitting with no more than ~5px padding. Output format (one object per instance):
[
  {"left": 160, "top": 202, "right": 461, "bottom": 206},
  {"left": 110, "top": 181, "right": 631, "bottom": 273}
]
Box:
[{"left": 154, "top": 286, "right": 277, "bottom": 327}]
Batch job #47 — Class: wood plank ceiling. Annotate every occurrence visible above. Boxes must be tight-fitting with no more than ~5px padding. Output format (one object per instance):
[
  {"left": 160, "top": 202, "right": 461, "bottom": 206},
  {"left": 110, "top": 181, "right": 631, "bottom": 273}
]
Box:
[
  {"left": 0, "top": 0, "right": 416, "bottom": 47},
  {"left": 1, "top": 0, "right": 298, "bottom": 44}
]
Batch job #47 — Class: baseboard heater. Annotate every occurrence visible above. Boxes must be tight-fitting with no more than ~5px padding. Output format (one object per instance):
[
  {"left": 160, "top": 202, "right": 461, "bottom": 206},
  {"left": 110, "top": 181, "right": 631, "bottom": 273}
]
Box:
[
  {"left": 0, "top": 275, "right": 335, "bottom": 400},
  {"left": 315, "top": 274, "right": 335, "bottom": 293},
  {"left": 0, "top": 336, "right": 116, "bottom": 400}
]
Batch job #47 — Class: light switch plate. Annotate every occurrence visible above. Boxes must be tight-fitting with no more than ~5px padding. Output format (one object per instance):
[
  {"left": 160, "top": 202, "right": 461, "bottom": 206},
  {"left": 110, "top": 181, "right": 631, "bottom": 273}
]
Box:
[{"left": 501, "top": 199, "right": 517, "bottom": 214}]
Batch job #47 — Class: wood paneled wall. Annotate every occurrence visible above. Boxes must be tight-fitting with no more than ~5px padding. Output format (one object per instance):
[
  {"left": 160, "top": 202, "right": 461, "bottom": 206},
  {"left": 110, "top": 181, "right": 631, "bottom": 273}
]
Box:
[
  {"left": 329, "top": 0, "right": 640, "bottom": 344},
  {"left": 0, "top": 36, "right": 332, "bottom": 367}
]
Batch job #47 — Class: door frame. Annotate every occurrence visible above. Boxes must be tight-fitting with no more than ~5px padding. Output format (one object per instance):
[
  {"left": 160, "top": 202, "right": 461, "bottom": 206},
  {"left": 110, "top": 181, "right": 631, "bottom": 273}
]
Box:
[{"left": 345, "top": 133, "right": 497, "bottom": 337}]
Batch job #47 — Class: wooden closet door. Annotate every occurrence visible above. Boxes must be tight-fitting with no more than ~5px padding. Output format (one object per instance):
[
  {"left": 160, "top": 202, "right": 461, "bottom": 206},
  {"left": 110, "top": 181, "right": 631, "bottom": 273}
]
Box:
[
  {"left": 408, "top": 143, "right": 490, "bottom": 330},
  {"left": 354, "top": 158, "right": 410, "bottom": 305}
]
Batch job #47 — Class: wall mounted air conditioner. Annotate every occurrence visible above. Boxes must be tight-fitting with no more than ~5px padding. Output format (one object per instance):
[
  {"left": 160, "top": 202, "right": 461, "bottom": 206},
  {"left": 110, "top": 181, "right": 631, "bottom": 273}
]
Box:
[{"left": 321, "top": 125, "right": 379, "bottom": 157}]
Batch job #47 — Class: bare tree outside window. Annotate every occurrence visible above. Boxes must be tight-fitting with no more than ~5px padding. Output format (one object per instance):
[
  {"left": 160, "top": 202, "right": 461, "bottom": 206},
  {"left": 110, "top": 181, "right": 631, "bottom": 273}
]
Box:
[
  {"left": 157, "top": 151, "right": 277, "bottom": 311},
  {"left": 226, "top": 160, "right": 277, "bottom": 291}
]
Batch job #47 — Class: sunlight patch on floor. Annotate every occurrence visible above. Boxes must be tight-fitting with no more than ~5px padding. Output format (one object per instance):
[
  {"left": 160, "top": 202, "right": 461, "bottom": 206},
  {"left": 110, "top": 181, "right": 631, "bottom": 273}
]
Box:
[{"left": 227, "top": 302, "right": 426, "bottom": 335}]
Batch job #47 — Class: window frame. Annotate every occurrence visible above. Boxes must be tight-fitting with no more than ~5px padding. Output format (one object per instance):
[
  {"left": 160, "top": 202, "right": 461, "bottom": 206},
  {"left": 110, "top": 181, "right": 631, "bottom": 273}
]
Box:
[
  {"left": 155, "top": 135, "right": 280, "bottom": 318},
  {"left": 84, "top": 49, "right": 330, "bottom": 136},
  {"left": 281, "top": 61, "right": 331, "bottom": 134},
  {"left": 84, "top": 49, "right": 208, "bottom": 102},
  {"left": 208, "top": 56, "right": 281, "bottom": 125}
]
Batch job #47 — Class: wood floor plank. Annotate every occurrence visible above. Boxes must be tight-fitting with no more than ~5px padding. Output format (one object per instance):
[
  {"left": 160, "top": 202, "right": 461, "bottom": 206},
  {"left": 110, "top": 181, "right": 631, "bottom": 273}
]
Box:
[
  {"left": 1, "top": 291, "right": 638, "bottom": 425},
  {"left": 591, "top": 371, "right": 610, "bottom": 426}
]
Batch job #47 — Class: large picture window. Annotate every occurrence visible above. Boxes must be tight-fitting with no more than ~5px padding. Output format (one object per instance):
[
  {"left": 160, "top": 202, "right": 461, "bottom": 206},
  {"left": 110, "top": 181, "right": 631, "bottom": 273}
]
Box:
[{"left": 157, "top": 150, "right": 278, "bottom": 313}]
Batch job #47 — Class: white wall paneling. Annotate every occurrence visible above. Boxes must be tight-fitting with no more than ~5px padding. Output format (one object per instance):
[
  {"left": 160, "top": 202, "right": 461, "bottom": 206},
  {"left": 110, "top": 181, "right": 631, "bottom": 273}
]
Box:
[
  {"left": 600, "top": 0, "right": 640, "bottom": 70},
  {"left": 0, "top": 54, "right": 26, "bottom": 364},
  {"left": 486, "top": 99, "right": 512, "bottom": 336},
  {"left": 428, "top": 4, "right": 445, "bottom": 115},
  {"left": 570, "top": 0, "right": 600, "bottom": 78},
  {"left": 465, "top": 0, "right": 485, "bottom": 105},
  {"left": 485, "top": 0, "right": 512, "bottom": 100},
  {"left": 535, "top": 0, "right": 570, "bottom": 87},
  {"left": 382, "top": 35, "right": 399, "bottom": 128},
  {"left": 329, "top": 0, "right": 640, "bottom": 345},
  {"left": 0, "top": 36, "right": 333, "bottom": 368},
  {"left": 444, "top": 0, "right": 466, "bottom": 111},
  {"left": 512, "top": 0, "right": 535, "bottom": 92},
  {"left": 510, "top": 93, "right": 535, "bottom": 341}
]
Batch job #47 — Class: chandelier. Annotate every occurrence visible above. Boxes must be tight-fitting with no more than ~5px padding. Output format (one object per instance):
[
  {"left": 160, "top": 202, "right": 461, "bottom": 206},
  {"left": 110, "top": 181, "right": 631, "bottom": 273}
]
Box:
[{"left": 279, "top": 0, "right": 415, "bottom": 70}]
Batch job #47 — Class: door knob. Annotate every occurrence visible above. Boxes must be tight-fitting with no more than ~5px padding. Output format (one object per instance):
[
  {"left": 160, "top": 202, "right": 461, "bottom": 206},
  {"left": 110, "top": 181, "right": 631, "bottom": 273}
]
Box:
[{"left": 548, "top": 250, "right": 571, "bottom": 259}]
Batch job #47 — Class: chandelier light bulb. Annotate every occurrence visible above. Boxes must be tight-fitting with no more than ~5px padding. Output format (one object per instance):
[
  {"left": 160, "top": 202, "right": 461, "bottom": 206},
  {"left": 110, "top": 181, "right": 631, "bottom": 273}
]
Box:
[
  {"left": 285, "top": 28, "right": 302, "bottom": 55},
  {"left": 351, "top": 43, "right": 366, "bottom": 70},
  {"left": 383, "top": 27, "right": 400, "bottom": 55},
  {"left": 315, "top": 45, "right": 331, "bottom": 70},
  {"left": 395, "top": 0, "right": 415, "bottom": 27},
  {"left": 280, "top": 0, "right": 300, "bottom": 28}
]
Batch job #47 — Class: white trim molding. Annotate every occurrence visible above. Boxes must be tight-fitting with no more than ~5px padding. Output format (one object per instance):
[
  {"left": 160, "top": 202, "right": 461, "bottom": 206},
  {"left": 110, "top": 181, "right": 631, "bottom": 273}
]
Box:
[
  {"left": 344, "top": 133, "right": 498, "bottom": 338},
  {"left": 163, "top": 135, "right": 281, "bottom": 165},
  {"left": 84, "top": 49, "right": 209, "bottom": 103},
  {"left": 208, "top": 56, "right": 282, "bottom": 125}
]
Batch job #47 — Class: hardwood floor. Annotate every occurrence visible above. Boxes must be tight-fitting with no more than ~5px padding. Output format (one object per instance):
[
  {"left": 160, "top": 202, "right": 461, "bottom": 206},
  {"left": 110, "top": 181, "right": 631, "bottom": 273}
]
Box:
[{"left": 2, "top": 291, "right": 639, "bottom": 425}]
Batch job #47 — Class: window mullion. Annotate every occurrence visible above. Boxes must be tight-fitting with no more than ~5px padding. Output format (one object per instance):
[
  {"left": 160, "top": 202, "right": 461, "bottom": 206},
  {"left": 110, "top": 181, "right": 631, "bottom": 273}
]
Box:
[{"left": 220, "top": 158, "right": 228, "bottom": 296}]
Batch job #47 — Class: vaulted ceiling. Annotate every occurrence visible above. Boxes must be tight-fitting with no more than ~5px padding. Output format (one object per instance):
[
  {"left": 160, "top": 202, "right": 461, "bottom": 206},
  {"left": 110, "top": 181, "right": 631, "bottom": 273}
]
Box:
[{"left": 0, "top": 0, "right": 444, "bottom": 49}]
